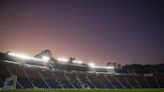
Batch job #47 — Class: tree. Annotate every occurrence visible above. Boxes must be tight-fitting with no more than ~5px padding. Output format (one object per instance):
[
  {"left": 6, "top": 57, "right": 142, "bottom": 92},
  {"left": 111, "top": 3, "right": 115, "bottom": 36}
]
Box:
[
  {"left": 106, "top": 62, "right": 112, "bottom": 66},
  {"left": 117, "top": 64, "right": 121, "bottom": 68},
  {"left": 112, "top": 62, "right": 117, "bottom": 68}
]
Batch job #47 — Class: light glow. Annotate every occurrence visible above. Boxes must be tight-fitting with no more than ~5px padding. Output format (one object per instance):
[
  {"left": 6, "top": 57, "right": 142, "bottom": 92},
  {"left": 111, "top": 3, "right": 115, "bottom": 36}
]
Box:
[
  {"left": 8, "top": 52, "right": 34, "bottom": 60},
  {"left": 88, "top": 62, "right": 95, "bottom": 67},
  {"left": 8, "top": 52, "right": 114, "bottom": 69},
  {"left": 8, "top": 52, "right": 45, "bottom": 62},
  {"left": 88, "top": 62, "right": 114, "bottom": 69},
  {"left": 94, "top": 66, "right": 114, "bottom": 69},
  {"left": 57, "top": 58, "right": 69, "bottom": 62},
  {"left": 42, "top": 56, "right": 50, "bottom": 62},
  {"left": 72, "top": 60, "right": 83, "bottom": 64}
]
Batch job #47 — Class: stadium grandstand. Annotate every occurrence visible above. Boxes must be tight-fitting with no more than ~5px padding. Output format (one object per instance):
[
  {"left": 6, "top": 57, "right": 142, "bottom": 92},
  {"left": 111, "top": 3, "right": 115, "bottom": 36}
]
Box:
[{"left": 0, "top": 50, "right": 164, "bottom": 90}]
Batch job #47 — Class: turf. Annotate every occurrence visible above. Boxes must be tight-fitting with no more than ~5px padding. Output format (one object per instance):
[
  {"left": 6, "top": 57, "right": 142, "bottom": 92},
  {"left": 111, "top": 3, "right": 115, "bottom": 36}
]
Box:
[{"left": 0, "top": 89, "right": 164, "bottom": 92}]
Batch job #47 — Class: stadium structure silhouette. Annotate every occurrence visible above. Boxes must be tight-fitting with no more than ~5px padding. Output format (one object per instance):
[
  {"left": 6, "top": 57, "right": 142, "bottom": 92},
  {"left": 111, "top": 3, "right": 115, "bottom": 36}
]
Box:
[{"left": 0, "top": 50, "right": 164, "bottom": 90}]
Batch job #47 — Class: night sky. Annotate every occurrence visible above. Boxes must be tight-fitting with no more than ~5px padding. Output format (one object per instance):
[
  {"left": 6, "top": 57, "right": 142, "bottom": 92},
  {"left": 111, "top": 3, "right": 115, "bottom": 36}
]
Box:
[{"left": 0, "top": 0, "right": 164, "bottom": 65}]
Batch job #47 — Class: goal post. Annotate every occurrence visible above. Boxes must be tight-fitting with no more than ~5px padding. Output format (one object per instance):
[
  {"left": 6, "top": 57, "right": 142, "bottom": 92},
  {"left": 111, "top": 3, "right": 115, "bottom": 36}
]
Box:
[{"left": 3, "top": 75, "right": 17, "bottom": 89}]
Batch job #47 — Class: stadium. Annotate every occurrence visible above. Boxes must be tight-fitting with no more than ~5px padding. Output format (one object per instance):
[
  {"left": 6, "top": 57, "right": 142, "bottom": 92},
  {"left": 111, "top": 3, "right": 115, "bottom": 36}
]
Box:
[
  {"left": 0, "top": 50, "right": 164, "bottom": 92},
  {"left": 0, "top": 0, "right": 164, "bottom": 92}
]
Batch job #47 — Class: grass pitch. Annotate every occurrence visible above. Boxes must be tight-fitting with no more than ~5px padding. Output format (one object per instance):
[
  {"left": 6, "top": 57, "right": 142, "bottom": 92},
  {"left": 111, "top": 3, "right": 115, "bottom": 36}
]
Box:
[{"left": 0, "top": 89, "right": 164, "bottom": 92}]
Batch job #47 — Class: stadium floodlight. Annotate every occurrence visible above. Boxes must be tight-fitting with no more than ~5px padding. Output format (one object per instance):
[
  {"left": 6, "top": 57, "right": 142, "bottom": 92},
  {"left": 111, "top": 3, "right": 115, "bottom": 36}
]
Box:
[
  {"left": 42, "top": 56, "right": 50, "bottom": 62},
  {"left": 57, "top": 58, "right": 69, "bottom": 62},
  {"left": 87, "top": 61, "right": 114, "bottom": 69},
  {"left": 8, "top": 52, "right": 33, "bottom": 60},
  {"left": 8, "top": 52, "right": 44, "bottom": 62},
  {"left": 95, "top": 66, "right": 115, "bottom": 69},
  {"left": 105, "top": 66, "right": 114, "bottom": 69},
  {"left": 72, "top": 60, "right": 83, "bottom": 64},
  {"left": 88, "top": 62, "right": 95, "bottom": 67}
]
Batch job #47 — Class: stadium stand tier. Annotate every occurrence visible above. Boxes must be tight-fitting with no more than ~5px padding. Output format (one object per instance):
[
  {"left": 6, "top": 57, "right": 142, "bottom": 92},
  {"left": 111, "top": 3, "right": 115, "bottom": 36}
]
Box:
[{"left": 0, "top": 52, "right": 164, "bottom": 89}]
